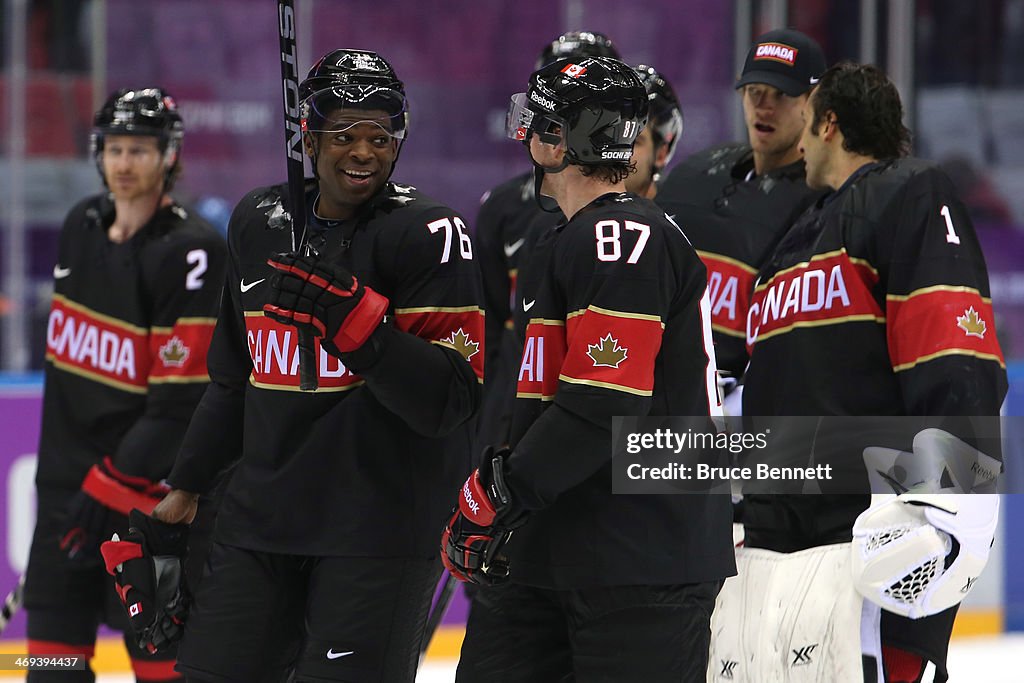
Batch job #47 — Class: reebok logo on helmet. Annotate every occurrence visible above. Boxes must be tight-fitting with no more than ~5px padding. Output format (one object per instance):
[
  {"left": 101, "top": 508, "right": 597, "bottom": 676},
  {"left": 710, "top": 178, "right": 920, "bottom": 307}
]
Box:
[
  {"left": 529, "top": 90, "right": 557, "bottom": 112},
  {"left": 754, "top": 42, "right": 798, "bottom": 66}
]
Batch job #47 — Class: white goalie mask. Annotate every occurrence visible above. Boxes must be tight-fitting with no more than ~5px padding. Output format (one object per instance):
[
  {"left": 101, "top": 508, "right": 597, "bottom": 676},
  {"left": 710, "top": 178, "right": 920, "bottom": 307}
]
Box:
[{"left": 851, "top": 493, "right": 999, "bottom": 619}]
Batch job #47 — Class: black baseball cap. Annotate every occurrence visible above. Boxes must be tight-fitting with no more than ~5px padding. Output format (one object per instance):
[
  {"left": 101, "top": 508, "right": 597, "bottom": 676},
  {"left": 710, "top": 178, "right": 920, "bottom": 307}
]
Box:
[{"left": 735, "top": 28, "right": 826, "bottom": 96}]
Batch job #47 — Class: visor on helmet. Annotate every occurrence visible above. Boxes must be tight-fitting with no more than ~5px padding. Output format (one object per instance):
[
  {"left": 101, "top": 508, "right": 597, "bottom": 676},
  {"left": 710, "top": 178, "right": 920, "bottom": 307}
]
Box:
[
  {"left": 302, "top": 84, "right": 408, "bottom": 140},
  {"left": 505, "top": 93, "right": 563, "bottom": 146}
]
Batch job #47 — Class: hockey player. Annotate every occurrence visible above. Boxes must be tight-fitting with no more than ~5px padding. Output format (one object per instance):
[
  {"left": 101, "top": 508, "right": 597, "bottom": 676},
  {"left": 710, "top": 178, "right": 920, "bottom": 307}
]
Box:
[
  {"left": 713, "top": 62, "right": 1008, "bottom": 682},
  {"left": 441, "top": 56, "right": 735, "bottom": 681},
  {"left": 23, "top": 88, "right": 227, "bottom": 683},
  {"left": 624, "top": 64, "right": 684, "bottom": 199},
  {"left": 475, "top": 31, "right": 621, "bottom": 453},
  {"left": 656, "top": 28, "right": 827, "bottom": 399},
  {"left": 141, "top": 50, "right": 483, "bottom": 682}
]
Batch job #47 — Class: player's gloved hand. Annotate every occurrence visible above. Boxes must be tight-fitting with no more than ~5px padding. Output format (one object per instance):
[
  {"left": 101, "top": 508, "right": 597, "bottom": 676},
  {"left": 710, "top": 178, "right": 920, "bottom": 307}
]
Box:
[
  {"left": 441, "top": 447, "right": 528, "bottom": 587},
  {"left": 852, "top": 493, "right": 999, "bottom": 619},
  {"left": 263, "top": 252, "right": 389, "bottom": 357},
  {"left": 60, "top": 456, "right": 170, "bottom": 562},
  {"left": 100, "top": 509, "right": 189, "bottom": 654}
]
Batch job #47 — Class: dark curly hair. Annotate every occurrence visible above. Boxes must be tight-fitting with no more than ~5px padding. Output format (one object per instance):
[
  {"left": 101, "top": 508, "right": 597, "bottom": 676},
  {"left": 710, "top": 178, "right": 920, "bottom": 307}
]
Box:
[
  {"left": 809, "top": 61, "right": 911, "bottom": 159},
  {"left": 579, "top": 161, "right": 637, "bottom": 184}
]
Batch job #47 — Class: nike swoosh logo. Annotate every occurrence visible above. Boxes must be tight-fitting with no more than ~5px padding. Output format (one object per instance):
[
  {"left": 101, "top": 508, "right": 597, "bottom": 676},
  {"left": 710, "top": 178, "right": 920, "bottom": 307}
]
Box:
[
  {"left": 809, "top": 76, "right": 820, "bottom": 84},
  {"left": 53, "top": 265, "right": 72, "bottom": 279},
  {"left": 503, "top": 238, "right": 526, "bottom": 258},
  {"left": 240, "top": 278, "right": 266, "bottom": 293},
  {"left": 523, "top": 298, "right": 536, "bottom": 312},
  {"left": 326, "top": 649, "right": 355, "bottom": 660}
]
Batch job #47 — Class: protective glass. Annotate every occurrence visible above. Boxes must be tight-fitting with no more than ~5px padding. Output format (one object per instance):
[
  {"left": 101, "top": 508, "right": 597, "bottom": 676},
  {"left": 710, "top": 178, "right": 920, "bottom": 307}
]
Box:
[
  {"left": 505, "top": 93, "right": 564, "bottom": 145},
  {"left": 302, "top": 84, "right": 408, "bottom": 140}
]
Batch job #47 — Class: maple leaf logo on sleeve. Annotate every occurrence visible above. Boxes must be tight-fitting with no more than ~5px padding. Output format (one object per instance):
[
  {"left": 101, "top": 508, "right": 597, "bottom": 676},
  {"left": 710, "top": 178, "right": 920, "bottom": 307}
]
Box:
[
  {"left": 158, "top": 336, "right": 190, "bottom": 367},
  {"left": 956, "top": 306, "right": 987, "bottom": 339},
  {"left": 440, "top": 328, "right": 480, "bottom": 361},
  {"left": 586, "top": 334, "right": 628, "bottom": 368}
]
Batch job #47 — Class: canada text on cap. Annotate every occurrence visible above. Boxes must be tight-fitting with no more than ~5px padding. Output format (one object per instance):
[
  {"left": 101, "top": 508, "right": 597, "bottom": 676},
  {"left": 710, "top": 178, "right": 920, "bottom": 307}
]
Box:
[{"left": 735, "top": 28, "right": 827, "bottom": 97}]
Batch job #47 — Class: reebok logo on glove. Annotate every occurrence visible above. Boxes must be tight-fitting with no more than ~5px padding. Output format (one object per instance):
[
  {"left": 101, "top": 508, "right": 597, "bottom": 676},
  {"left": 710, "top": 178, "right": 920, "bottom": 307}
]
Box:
[{"left": 463, "top": 480, "right": 480, "bottom": 516}]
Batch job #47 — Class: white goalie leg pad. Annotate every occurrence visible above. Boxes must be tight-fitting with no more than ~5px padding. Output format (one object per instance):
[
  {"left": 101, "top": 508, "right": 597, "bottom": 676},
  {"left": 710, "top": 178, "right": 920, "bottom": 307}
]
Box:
[
  {"left": 851, "top": 493, "right": 999, "bottom": 619},
  {"left": 708, "top": 544, "right": 880, "bottom": 683}
]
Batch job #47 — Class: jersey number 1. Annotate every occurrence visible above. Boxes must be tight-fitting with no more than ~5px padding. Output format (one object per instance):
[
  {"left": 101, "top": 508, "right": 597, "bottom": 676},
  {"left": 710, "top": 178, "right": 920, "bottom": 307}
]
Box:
[{"left": 940, "top": 205, "right": 960, "bottom": 245}]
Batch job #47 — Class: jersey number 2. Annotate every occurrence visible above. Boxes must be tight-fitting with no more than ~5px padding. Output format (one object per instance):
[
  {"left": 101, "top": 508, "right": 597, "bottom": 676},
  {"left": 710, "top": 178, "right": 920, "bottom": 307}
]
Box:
[{"left": 186, "top": 249, "right": 208, "bottom": 290}]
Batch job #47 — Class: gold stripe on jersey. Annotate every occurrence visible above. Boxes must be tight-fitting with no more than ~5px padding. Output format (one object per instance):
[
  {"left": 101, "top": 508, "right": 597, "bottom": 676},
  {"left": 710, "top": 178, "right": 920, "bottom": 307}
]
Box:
[
  {"left": 150, "top": 374, "right": 212, "bottom": 385},
  {"left": 712, "top": 323, "right": 747, "bottom": 338},
  {"left": 567, "top": 305, "right": 665, "bottom": 326},
  {"left": 52, "top": 294, "right": 149, "bottom": 335},
  {"left": 753, "top": 248, "right": 879, "bottom": 292},
  {"left": 46, "top": 356, "right": 149, "bottom": 394},
  {"left": 886, "top": 285, "right": 993, "bottom": 304},
  {"left": 696, "top": 250, "right": 759, "bottom": 274},
  {"left": 151, "top": 317, "right": 218, "bottom": 333},
  {"left": 753, "top": 314, "right": 886, "bottom": 343},
  {"left": 248, "top": 376, "right": 367, "bottom": 392},
  {"left": 892, "top": 348, "right": 1007, "bottom": 372},
  {"left": 557, "top": 374, "right": 654, "bottom": 397},
  {"left": 392, "top": 305, "right": 483, "bottom": 315}
]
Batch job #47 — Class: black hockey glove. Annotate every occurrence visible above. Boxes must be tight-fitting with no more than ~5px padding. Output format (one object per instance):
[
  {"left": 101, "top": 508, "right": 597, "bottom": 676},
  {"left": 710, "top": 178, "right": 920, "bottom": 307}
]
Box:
[
  {"left": 263, "top": 252, "right": 389, "bottom": 357},
  {"left": 60, "top": 456, "right": 169, "bottom": 562},
  {"left": 100, "top": 510, "right": 189, "bottom": 654},
  {"left": 440, "top": 448, "right": 528, "bottom": 587}
]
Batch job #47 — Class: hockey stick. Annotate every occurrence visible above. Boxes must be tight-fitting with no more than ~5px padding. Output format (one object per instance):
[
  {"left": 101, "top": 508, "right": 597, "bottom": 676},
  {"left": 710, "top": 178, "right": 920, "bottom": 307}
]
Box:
[
  {"left": 420, "top": 572, "right": 459, "bottom": 661},
  {"left": 277, "top": 0, "right": 318, "bottom": 391},
  {"left": 0, "top": 575, "right": 25, "bottom": 636}
]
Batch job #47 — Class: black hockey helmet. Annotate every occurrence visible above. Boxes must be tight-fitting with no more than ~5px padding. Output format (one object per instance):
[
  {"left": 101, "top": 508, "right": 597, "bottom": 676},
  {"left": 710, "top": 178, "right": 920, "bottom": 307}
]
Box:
[
  {"left": 536, "top": 31, "right": 620, "bottom": 70},
  {"left": 91, "top": 87, "right": 184, "bottom": 190},
  {"left": 299, "top": 49, "right": 408, "bottom": 142},
  {"left": 507, "top": 56, "right": 649, "bottom": 169},
  {"left": 633, "top": 64, "right": 683, "bottom": 167}
]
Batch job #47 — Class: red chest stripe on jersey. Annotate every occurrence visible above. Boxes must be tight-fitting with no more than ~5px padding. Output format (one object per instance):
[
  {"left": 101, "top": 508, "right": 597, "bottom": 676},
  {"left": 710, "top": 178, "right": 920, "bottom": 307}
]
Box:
[
  {"left": 746, "top": 250, "right": 882, "bottom": 351},
  {"left": 561, "top": 306, "right": 665, "bottom": 397},
  {"left": 393, "top": 306, "right": 485, "bottom": 380},
  {"left": 517, "top": 320, "right": 567, "bottom": 401},
  {"left": 149, "top": 318, "right": 216, "bottom": 383},
  {"left": 45, "top": 295, "right": 151, "bottom": 394},
  {"left": 697, "top": 251, "right": 757, "bottom": 338},
  {"left": 244, "top": 312, "right": 363, "bottom": 392},
  {"left": 887, "top": 286, "right": 1006, "bottom": 371}
]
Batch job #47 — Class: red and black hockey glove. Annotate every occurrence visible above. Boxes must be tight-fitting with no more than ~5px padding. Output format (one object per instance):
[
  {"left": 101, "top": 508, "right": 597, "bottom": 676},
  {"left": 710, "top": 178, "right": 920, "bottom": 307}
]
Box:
[
  {"left": 100, "top": 509, "right": 189, "bottom": 654},
  {"left": 263, "top": 252, "right": 389, "bottom": 357},
  {"left": 60, "top": 456, "right": 169, "bottom": 562},
  {"left": 441, "top": 448, "right": 528, "bottom": 587}
]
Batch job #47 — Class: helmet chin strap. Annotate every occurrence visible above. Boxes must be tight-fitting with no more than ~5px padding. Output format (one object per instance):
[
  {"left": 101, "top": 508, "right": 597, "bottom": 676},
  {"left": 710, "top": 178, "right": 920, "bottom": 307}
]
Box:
[{"left": 528, "top": 135, "right": 569, "bottom": 213}]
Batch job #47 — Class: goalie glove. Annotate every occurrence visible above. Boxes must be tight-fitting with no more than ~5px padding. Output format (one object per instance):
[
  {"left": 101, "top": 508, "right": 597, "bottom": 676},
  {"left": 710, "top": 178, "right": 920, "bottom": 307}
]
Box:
[
  {"left": 440, "top": 448, "right": 528, "bottom": 587},
  {"left": 100, "top": 509, "right": 189, "bottom": 653},
  {"left": 862, "top": 428, "right": 1001, "bottom": 494},
  {"left": 60, "top": 456, "right": 170, "bottom": 562},
  {"left": 263, "top": 252, "right": 389, "bottom": 357},
  {"left": 851, "top": 493, "right": 999, "bottom": 619}
]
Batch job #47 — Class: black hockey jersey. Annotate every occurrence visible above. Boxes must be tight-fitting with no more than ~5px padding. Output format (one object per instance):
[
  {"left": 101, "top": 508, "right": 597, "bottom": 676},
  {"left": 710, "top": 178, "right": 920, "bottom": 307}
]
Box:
[
  {"left": 504, "top": 192, "right": 735, "bottom": 588},
  {"left": 740, "top": 159, "right": 1007, "bottom": 683},
  {"left": 742, "top": 159, "right": 1007, "bottom": 547},
  {"left": 656, "top": 144, "right": 823, "bottom": 379},
  {"left": 475, "top": 172, "right": 542, "bottom": 450},
  {"left": 39, "top": 195, "right": 227, "bottom": 490},
  {"left": 167, "top": 181, "right": 484, "bottom": 558}
]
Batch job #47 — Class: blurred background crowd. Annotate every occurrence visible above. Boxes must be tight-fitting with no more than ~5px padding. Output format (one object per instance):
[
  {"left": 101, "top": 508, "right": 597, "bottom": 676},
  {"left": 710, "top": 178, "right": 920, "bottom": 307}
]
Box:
[{"left": 2, "top": 0, "right": 1024, "bottom": 370}]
